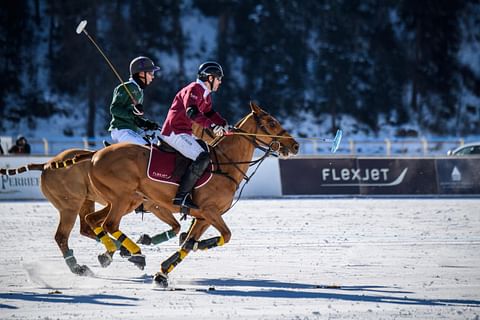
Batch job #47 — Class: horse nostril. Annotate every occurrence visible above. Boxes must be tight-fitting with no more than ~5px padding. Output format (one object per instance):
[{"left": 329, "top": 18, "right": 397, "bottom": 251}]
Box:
[{"left": 293, "top": 143, "right": 299, "bottom": 153}]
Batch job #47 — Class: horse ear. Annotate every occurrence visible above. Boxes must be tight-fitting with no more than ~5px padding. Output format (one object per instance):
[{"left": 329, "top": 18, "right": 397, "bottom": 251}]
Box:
[{"left": 249, "top": 101, "right": 262, "bottom": 114}]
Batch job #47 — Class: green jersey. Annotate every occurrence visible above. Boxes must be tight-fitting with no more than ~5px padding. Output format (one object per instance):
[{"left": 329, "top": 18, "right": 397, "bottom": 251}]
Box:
[{"left": 108, "top": 80, "right": 155, "bottom": 131}]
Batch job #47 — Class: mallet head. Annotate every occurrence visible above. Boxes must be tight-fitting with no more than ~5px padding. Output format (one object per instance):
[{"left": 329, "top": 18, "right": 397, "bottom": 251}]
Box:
[
  {"left": 331, "top": 129, "right": 343, "bottom": 153},
  {"left": 76, "top": 20, "right": 87, "bottom": 34}
]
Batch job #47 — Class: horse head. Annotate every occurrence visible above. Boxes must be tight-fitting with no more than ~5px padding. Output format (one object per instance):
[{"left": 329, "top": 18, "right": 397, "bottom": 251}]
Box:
[{"left": 246, "top": 102, "right": 299, "bottom": 158}]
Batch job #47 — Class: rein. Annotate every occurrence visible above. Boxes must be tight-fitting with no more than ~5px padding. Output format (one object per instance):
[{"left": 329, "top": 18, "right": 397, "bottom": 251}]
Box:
[{"left": 208, "top": 112, "right": 284, "bottom": 210}]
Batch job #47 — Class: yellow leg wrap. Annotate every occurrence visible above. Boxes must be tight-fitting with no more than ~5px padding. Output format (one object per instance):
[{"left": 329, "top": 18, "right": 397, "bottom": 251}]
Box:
[
  {"left": 112, "top": 230, "right": 140, "bottom": 254},
  {"left": 178, "top": 248, "right": 188, "bottom": 259},
  {"left": 217, "top": 236, "right": 225, "bottom": 247},
  {"left": 165, "top": 249, "right": 189, "bottom": 274},
  {"left": 94, "top": 227, "right": 117, "bottom": 252}
]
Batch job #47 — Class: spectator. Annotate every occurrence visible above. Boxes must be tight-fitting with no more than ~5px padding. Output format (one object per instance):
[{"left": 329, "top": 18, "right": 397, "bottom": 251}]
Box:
[
  {"left": 8, "top": 135, "right": 31, "bottom": 154},
  {"left": 0, "top": 139, "right": 3, "bottom": 155}
]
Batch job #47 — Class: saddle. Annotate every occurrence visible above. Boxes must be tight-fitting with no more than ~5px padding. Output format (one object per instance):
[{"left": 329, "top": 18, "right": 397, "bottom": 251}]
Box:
[{"left": 147, "top": 139, "right": 212, "bottom": 189}]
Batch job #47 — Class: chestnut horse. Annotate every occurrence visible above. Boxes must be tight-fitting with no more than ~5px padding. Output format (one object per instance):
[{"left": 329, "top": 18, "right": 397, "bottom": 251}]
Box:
[
  {"left": 81, "top": 102, "right": 299, "bottom": 287},
  {"left": 1, "top": 148, "right": 182, "bottom": 275}
]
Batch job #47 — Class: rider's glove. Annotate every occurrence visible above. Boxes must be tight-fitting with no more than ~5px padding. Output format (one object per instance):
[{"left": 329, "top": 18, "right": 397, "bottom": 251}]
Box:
[
  {"left": 224, "top": 124, "right": 234, "bottom": 132},
  {"left": 133, "top": 103, "right": 144, "bottom": 116},
  {"left": 144, "top": 121, "right": 160, "bottom": 131},
  {"left": 211, "top": 123, "right": 227, "bottom": 137}
]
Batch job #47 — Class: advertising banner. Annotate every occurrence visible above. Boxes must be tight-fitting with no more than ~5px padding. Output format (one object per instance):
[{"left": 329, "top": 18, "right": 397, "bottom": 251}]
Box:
[
  {"left": 0, "top": 156, "right": 48, "bottom": 200},
  {"left": 279, "top": 158, "right": 358, "bottom": 195},
  {"left": 357, "top": 158, "right": 437, "bottom": 195},
  {"left": 436, "top": 158, "right": 480, "bottom": 194},
  {"left": 279, "top": 157, "right": 459, "bottom": 196}
]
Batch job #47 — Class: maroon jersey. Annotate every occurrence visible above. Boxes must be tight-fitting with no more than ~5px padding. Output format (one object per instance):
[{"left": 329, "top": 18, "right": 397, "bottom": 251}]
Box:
[{"left": 161, "top": 81, "right": 226, "bottom": 136}]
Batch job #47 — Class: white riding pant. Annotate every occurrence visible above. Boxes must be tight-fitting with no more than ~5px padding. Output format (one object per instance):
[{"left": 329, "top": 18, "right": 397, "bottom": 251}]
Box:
[
  {"left": 110, "top": 128, "right": 146, "bottom": 145},
  {"left": 161, "top": 132, "right": 204, "bottom": 160}
]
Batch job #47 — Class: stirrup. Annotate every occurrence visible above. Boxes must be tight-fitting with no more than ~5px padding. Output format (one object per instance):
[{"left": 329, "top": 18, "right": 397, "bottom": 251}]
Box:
[
  {"left": 173, "top": 194, "right": 199, "bottom": 210},
  {"left": 134, "top": 203, "right": 150, "bottom": 214}
]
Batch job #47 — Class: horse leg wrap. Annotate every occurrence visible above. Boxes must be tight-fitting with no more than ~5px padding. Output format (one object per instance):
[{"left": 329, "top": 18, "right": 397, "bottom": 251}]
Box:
[
  {"left": 64, "top": 249, "right": 78, "bottom": 271},
  {"left": 182, "top": 238, "right": 199, "bottom": 251},
  {"left": 94, "top": 227, "right": 117, "bottom": 252},
  {"left": 161, "top": 249, "right": 189, "bottom": 274},
  {"left": 151, "top": 229, "right": 177, "bottom": 245},
  {"left": 64, "top": 249, "right": 93, "bottom": 276},
  {"left": 197, "top": 236, "right": 225, "bottom": 250},
  {"left": 112, "top": 231, "right": 141, "bottom": 255}
]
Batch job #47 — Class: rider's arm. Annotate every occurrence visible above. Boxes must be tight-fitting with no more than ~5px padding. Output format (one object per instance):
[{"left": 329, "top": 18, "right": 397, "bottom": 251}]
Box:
[{"left": 183, "top": 86, "right": 226, "bottom": 128}]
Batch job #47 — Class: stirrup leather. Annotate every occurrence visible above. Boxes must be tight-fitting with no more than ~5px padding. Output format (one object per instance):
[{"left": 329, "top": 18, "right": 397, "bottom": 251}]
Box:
[{"left": 173, "top": 193, "right": 199, "bottom": 210}]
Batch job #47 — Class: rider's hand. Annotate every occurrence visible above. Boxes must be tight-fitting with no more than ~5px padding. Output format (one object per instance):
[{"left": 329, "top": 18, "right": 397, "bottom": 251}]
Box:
[
  {"left": 144, "top": 121, "right": 160, "bottom": 131},
  {"left": 133, "top": 103, "right": 144, "bottom": 116},
  {"left": 211, "top": 124, "right": 226, "bottom": 137},
  {"left": 224, "top": 124, "right": 234, "bottom": 133}
]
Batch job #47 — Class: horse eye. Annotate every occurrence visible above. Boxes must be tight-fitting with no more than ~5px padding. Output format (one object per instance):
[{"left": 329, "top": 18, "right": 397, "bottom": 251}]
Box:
[{"left": 269, "top": 121, "right": 276, "bottom": 128}]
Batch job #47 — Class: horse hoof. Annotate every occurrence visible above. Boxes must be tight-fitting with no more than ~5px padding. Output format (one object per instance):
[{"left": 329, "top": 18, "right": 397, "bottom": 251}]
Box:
[
  {"left": 71, "top": 264, "right": 93, "bottom": 277},
  {"left": 77, "top": 265, "right": 94, "bottom": 277},
  {"left": 153, "top": 272, "right": 168, "bottom": 288},
  {"left": 137, "top": 234, "right": 152, "bottom": 245},
  {"left": 119, "top": 246, "right": 131, "bottom": 258},
  {"left": 179, "top": 232, "right": 187, "bottom": 245},
  {"left": 128, "top": 254, "right": 146, "bottom": 270},
  {"left": 98, "top": 252, "right": 114, "bottom": 268}
]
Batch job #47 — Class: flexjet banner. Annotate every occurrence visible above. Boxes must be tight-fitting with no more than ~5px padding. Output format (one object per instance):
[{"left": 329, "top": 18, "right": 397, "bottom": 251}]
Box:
[{"left": 279, "top": 157, "right": 438, "bottom": 195}]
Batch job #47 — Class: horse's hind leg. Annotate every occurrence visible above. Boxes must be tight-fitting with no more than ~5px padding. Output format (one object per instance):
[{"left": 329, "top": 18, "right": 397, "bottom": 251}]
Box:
[
  {"left": 55, "top": 208, "right": 93, "bottom": 276},
  {"left": 78, "top": 200, "right": 96, "bottom": 240},
  {"left": 137, "top": 202, "right": 180, "bottom": 246}
]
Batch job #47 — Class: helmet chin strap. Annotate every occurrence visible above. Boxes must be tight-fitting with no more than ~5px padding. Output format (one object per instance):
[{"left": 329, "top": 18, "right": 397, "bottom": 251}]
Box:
[
  {"left": 140, "top": 72, "right": 148, "bottom": 86},
  {"left": 133, "top": 72, "right": 148, "bottom": 89},
  {"left": 207, "top": 75, "right": 215, "bottom": 91}
]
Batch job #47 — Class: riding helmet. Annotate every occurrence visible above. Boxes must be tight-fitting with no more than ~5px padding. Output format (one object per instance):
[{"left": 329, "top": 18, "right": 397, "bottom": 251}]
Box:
[
  {"left": 197, "top": 61, "right": 224, "bottom": 80},
  {"left": 129, "top": 56, "right": 161, "bottom": 76}
]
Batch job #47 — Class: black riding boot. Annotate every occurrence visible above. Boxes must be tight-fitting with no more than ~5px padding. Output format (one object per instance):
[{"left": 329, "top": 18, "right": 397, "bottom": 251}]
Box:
[{"left": 173, "top": 151, "right": 210, "bottom": 210}]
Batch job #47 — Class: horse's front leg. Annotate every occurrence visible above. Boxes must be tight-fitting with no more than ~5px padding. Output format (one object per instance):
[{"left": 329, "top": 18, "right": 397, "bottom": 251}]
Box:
[
  {"left": 85, "top": 204, "right": 120, "bottom": 268},
  {"left": 196, "top": 212, "right": 231, "bottom": 249},
  {"left": 103, "top": 199, "right": 146, "bottom": 270},
  {"left": 154, "top": 212, "right": 231, "bottom": 287},
  {"left": 154, "top": 218, "right": 210, "bottom": 287}
]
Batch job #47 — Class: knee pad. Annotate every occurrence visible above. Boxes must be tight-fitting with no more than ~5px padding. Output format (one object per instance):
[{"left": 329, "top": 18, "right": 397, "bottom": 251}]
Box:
[{"left": 191, "top": 151, "right": 210, "bottom": 176}]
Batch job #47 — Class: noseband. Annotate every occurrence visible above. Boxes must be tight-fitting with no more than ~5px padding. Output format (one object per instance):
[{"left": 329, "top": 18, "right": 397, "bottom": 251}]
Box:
[{"left": 242, "top": 112, "right": 287, "bottom": 153}]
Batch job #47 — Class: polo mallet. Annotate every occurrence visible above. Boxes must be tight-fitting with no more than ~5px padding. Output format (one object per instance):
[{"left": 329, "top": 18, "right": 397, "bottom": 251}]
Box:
[
  {"left": 75, "top": 20, "right": 137, "bottom": 105},
  {"left": 225, "top": 129, "right": 343, "bottom": 153},
  {"left": 329, "top": 129, "right": 343, "bottom": 153}
]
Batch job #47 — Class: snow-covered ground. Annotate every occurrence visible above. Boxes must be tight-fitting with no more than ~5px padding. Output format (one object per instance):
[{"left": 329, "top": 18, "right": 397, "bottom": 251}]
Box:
[{"left": 0, "top": 198, "right": 479, "bottom": 319}]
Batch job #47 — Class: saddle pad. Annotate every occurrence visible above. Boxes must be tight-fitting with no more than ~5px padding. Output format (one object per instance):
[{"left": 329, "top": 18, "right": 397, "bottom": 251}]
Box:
[{"left": 147, "top": 145, "right": 213, "bottom": 189}]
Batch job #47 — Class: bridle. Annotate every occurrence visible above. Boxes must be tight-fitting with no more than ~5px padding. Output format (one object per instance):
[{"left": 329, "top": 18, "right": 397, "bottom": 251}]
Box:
[{"left": 210, "top": 111, "right": 291, "bottom": 190}]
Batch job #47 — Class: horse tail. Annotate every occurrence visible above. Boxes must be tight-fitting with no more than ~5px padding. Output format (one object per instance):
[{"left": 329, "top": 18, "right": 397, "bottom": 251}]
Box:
[
  {"left": 49, "top": 151, "right": 96, "bottom": 170},
  {"left": 0, "top": 163, "right": 46, "bottom": 176}
]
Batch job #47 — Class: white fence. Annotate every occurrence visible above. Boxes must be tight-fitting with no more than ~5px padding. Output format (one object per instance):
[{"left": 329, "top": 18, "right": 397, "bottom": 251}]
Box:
[
  {"left": 297, "top": 137, "right": 474, "bottom": 156},
  {"left": 0, "top": 136, "right": 477, "bottom": 156}
]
